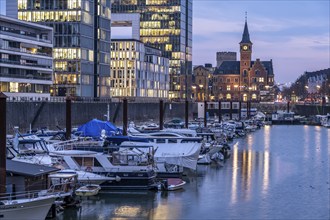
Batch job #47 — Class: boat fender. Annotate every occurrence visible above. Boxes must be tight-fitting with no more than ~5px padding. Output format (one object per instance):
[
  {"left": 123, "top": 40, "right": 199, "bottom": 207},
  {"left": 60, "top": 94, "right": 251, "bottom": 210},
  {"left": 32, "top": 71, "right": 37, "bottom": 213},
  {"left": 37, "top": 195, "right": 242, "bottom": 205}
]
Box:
[{"left": 85, "top": 166, "right": 93, "bottom": 172}]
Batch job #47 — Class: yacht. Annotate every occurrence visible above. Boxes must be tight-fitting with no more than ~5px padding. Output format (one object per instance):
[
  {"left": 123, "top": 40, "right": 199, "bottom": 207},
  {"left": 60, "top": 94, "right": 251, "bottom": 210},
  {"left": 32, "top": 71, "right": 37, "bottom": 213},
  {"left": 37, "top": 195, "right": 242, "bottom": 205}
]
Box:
[
  {"left": 6, "top": 136, "right": 115, "bottom": 185},
  {"left": 49, "top": 142, "right": 158, "bottom": 190}
]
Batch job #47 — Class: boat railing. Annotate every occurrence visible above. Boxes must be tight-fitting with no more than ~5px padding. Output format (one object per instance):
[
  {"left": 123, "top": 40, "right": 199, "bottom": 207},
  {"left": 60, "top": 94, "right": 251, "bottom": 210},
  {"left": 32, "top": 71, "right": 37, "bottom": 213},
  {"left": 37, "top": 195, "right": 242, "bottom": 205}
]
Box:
[
  {"left": 52, "top": 138, "right": 102, "bottom": 151},
  {"left": 0, "top": 189, "right": 52, "bottom": 202}
]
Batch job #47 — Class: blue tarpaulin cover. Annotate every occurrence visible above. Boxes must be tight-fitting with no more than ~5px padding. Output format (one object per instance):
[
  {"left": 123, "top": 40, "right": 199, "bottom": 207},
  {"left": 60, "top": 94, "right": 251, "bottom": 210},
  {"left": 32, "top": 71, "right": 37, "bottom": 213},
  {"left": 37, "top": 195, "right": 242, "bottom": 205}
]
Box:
[{"left": 77, "top": 119, "right": 121, "bottom": 138}]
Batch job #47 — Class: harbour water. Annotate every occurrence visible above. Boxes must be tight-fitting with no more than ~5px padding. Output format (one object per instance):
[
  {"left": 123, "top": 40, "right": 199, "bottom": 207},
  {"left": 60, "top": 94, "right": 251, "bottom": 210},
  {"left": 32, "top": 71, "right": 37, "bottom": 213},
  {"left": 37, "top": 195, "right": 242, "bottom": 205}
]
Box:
[{"left": 59, "top": 125, "right": 330, "bottom": 220}]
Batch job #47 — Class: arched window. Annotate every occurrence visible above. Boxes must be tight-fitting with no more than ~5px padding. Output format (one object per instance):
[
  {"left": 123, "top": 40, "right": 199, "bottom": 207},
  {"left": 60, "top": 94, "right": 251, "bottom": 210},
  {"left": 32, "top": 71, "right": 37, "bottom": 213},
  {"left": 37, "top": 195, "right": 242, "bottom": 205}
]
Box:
[
  {"left": 255, "top": 70, "right": 260, "bottom": 75},
  {"left": 226, "top": 93, "right": 231, "bottom": 100},
  {"left": 243, "top": 70, "right": 248, "bottom": 76},
  {"left": 252, "top": 94, "right": 257, "bottom": 100}
]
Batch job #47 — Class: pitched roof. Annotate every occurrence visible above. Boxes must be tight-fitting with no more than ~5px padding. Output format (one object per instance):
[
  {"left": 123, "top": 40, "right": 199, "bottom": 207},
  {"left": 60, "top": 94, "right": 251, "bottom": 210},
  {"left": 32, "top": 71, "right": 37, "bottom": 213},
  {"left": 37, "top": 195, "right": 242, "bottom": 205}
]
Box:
[
  {"left": 240, "top": 21, "right": 252, "bottom": 44},
  {"left": 215, "top": 60, "right": 274, "bottom": 76},
  {"left": 214, "top": 61, "right": 240, "bottom": 75},
  {"left": 251, "top": 61, "right": 274, "bottom": 75},
  {"left": 193, "top": 65, "right": 209, "bottom": 71},
  {"left": 6, "top": 159, "right": 60, "bottom": 177}
]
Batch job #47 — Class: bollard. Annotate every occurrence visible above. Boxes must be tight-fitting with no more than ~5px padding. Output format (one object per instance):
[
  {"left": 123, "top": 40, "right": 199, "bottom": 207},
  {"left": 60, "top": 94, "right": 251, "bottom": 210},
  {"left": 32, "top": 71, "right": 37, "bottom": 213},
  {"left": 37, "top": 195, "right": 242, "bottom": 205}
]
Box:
[
  {"left": 0, "top": 93, "right": 7, "bottom": 194},
  {"left": 239, "top": 101, "right": 242, "bottom": 120},
  {"left": 123, "top": 99, "right": 128, "bottom": 136},
  {"left": 66, "top": 96, "right": 72, "bottom": 140},
  {"left": 230, "top": 101, "right": 233, "bottom": 120},
  {"left": 185, "top": 100, "right": 189, "bottom": 129},
  {"left": 218, "top": 101, "right": 222, "bottom": 123},
  {"left": 204, "top": 100, "right": 207, "bottom": 128},
  {"left": 159, "top": 100, "right": 164, "bottom": 130}
]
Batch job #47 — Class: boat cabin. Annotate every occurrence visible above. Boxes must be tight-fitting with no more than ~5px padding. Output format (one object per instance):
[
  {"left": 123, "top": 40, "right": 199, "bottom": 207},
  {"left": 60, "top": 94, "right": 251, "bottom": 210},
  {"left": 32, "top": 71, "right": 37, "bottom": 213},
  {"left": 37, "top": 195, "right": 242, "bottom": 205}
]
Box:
[{"left": 5, "top": 159, "right": 60, "bottom": 194}]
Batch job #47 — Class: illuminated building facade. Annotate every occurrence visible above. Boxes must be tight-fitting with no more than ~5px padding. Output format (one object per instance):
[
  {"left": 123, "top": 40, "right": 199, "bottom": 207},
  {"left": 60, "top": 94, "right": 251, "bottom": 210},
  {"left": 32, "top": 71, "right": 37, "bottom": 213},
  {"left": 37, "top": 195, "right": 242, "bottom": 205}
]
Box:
[
  {"left": 16, "top": 0, "right": 111, "bottom": 98},
  {"left": 110, "top": 39, "right": 169, "bottom": 98},
  {"left": 111, "top": 0, "right": 193, "bottom": 99},
  {"left": 0, "top": 15, "right": 53, "bottom": 100},
  {"left": 213, "top": 19, "right": 275, "bottom": 102}
]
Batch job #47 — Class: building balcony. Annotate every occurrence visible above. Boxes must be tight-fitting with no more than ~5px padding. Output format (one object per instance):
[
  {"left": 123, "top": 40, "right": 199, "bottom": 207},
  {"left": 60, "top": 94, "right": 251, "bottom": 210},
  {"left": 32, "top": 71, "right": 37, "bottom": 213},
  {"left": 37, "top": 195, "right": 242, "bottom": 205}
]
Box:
[
  {"left": 0, "top": 59, "right": 52, "bottom": 71},
  {"left": 0, "top": 30, "right": 52, "bottom": 44},
  {"left": 0, "top": 46, "right": 52, "bottom": 58},
  {"left": 0, "top": 72, "right": 52, "bottom": 82}
]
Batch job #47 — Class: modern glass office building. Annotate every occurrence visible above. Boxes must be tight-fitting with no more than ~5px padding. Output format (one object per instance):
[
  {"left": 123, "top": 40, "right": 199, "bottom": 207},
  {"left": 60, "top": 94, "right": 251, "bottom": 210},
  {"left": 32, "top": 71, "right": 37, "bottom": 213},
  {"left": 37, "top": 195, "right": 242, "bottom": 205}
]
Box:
[
  {"left": 111, "top": 0, "right": 192, "bottom": 99},
  {"left": 16, "top": 0, "right": 111, "bottom": 98},
  {"left": 110, "top": 39, "right": 169, "bottom": 98}
]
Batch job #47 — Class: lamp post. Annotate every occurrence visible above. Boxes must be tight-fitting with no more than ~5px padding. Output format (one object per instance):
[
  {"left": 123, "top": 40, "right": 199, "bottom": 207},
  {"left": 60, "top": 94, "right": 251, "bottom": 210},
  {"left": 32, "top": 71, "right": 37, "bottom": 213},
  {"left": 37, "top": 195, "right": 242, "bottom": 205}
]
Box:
[
  {"left": 191, "top": 85, "right": 196, "bottom": 102},
  {"left": 305, "top": 85, "right": 309, "bottom": 102}
]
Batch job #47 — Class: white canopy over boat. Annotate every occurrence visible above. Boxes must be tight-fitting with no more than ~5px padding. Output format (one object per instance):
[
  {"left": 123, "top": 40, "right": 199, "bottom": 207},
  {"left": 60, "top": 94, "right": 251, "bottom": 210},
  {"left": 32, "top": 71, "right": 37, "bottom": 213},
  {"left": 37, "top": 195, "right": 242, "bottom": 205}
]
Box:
[
  {"left": 154, "top": 142, "right": 202, "bottom": 170},
  {"left": 120, "top": 141, "right": 202, "bottom": 170}
]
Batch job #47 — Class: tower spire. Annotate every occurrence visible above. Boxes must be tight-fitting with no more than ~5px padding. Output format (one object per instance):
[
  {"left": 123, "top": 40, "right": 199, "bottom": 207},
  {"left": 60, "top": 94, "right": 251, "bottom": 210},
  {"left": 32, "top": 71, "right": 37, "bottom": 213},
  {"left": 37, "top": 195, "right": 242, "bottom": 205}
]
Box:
[{"left": 240, "top": 13, "right": 252, "bottom": 44}]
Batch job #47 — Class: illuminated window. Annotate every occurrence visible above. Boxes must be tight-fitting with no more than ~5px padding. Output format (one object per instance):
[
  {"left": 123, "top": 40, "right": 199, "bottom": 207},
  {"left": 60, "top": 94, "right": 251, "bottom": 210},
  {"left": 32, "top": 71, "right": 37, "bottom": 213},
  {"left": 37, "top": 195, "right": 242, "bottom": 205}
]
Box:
[
  {"left": 243, "top": 94, "right": 247, "bottom": 102},
  {"left": 226, "top": 85, "right": 231, "bottom": 91},
  {"left": 88, "top": 50, "right": 94, "bottom": 62},
  {"left": 165, "top": 44, "right": 172, "bottom": 51}
]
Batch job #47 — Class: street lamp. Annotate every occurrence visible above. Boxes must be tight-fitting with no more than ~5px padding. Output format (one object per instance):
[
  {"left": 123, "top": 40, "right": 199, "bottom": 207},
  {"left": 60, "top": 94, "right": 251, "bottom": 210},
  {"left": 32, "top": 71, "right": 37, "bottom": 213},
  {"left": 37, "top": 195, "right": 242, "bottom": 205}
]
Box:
[{"left": 191, "top": 85, "right": 196, "bottom": 101}]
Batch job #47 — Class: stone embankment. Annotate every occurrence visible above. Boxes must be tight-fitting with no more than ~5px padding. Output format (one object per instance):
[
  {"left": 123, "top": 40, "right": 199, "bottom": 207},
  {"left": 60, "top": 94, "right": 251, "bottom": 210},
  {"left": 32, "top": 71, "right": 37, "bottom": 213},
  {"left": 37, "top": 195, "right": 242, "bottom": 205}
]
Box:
[{"left": 4, "top": 100, "right": 329, "bottom": 133}]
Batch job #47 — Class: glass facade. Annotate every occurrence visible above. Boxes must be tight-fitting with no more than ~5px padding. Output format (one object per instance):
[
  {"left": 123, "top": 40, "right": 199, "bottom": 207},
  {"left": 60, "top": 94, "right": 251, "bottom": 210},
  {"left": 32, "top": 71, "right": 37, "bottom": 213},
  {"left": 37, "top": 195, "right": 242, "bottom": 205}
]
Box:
[
  {"left": 0, "top": 15, "right": 53, "bottom": 99},
  {"left": 111, "top": 0, "right": 192, "bottom": 99},
  {"left": 18, "top": 0, "right": 111, "bottom": 98},
  {"left": 110, "top": 39, "right": 169, "bottom": 98}
]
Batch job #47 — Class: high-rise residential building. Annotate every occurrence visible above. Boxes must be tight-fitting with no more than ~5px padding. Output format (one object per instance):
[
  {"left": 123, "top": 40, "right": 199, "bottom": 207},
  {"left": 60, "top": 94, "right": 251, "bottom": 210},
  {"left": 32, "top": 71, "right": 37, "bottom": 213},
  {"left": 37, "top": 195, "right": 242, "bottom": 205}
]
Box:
[
  {"left": 110, "top": 39, "right": 169, "bottom": 98},
  {"left": 111, "top": 0, "right": 193, "bottom": 99},
  {"left": 0, "top": 15, "right": 53, "bottom": 100},
  {"left": 16, "top": 0, "right": 111, "bottom": 98}
]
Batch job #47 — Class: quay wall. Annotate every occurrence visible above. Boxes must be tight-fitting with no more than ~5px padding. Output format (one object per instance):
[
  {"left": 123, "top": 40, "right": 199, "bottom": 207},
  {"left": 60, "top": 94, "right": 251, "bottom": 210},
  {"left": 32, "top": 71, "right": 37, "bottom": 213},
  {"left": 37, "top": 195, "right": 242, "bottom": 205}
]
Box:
[
  {"left": 5, "top": 101, "right": 330, "bottom": 133},
  {"left": 294, "top": 104, "right": 330, "bottom": 116},
  {"left": 5, "top": 101, "right": 197, "bottom": 133}
]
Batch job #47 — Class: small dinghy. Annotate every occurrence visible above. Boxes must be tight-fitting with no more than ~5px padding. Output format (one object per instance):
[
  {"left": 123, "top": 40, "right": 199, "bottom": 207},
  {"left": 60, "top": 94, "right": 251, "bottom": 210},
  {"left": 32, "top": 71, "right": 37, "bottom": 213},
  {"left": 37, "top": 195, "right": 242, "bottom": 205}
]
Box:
[
  {"left": 158, "top": 178, "right": 186, "bottom": 191},
  {"left": 76, "top": 184, "right": 101, "bottom": 197}
]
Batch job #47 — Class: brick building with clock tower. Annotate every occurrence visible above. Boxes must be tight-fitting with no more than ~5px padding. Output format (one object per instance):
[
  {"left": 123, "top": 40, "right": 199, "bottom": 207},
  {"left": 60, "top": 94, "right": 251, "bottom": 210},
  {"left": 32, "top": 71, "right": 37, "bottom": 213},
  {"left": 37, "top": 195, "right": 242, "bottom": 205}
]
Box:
[{"left": 212, "top": 18, "right": 275, "bottom": 102}]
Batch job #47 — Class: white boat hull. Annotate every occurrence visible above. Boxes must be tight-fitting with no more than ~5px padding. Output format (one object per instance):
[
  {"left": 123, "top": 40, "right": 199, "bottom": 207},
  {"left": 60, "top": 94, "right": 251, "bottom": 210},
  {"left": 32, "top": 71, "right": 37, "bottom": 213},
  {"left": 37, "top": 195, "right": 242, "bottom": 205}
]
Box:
[
  {"left": 76, "top": 185, "right": 101, "bottom": 197},
  {"left": 0, "top": 196, "right": 55, "bottom": 220}
]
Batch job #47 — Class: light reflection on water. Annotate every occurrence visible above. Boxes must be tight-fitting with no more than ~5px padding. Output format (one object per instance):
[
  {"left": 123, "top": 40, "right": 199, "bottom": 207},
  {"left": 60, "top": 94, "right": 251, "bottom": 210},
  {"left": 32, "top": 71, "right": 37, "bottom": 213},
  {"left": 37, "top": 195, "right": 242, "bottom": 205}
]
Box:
[{"left": 59, "top": 125, "right": 330, "bottom": 220}]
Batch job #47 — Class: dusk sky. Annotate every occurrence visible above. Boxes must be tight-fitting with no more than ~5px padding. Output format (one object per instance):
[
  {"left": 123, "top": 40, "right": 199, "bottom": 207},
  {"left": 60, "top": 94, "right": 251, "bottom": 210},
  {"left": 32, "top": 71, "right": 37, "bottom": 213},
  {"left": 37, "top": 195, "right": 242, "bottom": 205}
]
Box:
[
  {"left": 1, "top": 0, "right": 328, "bottom": 84},
  {"left": 193, "top": 0, "right": 330, "bottom": 84}
]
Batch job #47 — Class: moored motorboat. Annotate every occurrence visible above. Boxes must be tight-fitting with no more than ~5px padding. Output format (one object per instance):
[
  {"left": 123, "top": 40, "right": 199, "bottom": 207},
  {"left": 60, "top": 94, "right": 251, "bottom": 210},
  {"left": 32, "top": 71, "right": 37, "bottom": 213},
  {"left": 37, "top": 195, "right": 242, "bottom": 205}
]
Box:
[
  {"left": 0, "top": 194, "right": 56, "bottom": 220},
  {"left": 158, "top": 178, "right": 186, "bottom": 191},
  {"left": 76, "top": 184, "right": 101, "bottom": 197}
]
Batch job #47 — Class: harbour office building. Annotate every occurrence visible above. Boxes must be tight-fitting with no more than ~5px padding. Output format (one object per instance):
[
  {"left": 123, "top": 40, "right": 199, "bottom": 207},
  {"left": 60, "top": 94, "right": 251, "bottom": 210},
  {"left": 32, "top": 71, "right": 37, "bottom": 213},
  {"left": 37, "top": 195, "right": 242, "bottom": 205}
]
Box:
[
  {"left": 110, "top": 39, "right": 169, "bottom": 98},
  {"left": 16, "top": 0, "right": 111, "bottom": 98},
  {"left": 111, "top": 0, "right": 193, "bottom": 99},
  {"left": 0, "top": 15, "right": 53, "bottom": 100}
]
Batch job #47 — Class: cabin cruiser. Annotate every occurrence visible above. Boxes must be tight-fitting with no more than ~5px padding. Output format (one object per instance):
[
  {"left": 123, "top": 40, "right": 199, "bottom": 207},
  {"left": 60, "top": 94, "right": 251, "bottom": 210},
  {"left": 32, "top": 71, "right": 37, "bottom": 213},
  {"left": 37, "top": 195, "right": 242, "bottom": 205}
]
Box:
[
  {"left": 129, "top": 133, "right": 202, "bottom": 177},
  {"left": 49, "top": 142, "right": 158, "bottom": 190},
  {"left": 6, "top": 136, "right": 115, "bottom": 185},
  {"left": 318, "top": 114, "right": 330, "bottom": 128}
]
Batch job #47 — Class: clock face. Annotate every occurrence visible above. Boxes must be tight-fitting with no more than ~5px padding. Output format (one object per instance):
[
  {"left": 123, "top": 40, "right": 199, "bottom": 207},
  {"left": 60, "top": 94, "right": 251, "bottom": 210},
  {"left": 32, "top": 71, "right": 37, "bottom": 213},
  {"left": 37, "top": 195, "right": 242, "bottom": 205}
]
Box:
[{"left": 243, "top": 45, "right": 248, "bottom": 51}]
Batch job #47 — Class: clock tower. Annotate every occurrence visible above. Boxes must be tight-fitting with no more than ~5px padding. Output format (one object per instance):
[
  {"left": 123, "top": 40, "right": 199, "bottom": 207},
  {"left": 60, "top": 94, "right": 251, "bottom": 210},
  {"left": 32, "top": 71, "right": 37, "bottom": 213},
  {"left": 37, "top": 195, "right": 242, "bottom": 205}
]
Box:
[{"left": 240, "top": 16, "right": 253, "bottom": 86}]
